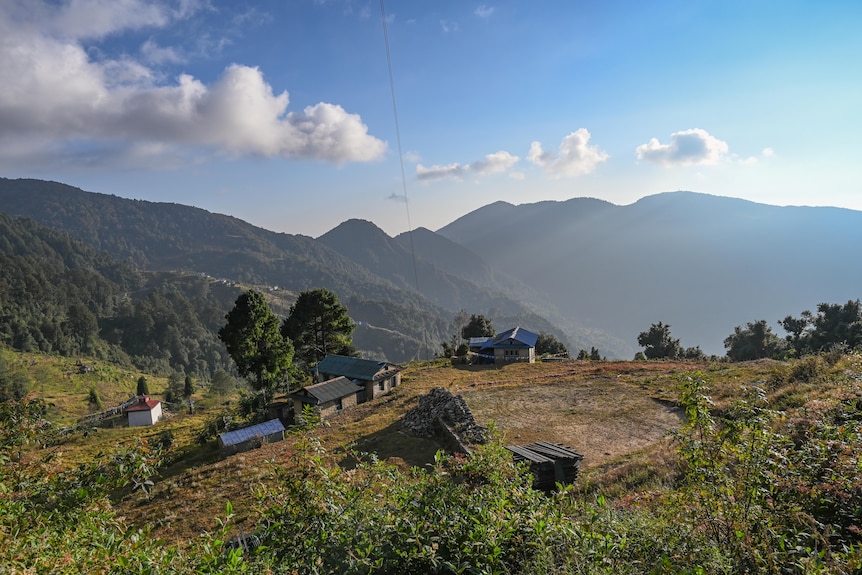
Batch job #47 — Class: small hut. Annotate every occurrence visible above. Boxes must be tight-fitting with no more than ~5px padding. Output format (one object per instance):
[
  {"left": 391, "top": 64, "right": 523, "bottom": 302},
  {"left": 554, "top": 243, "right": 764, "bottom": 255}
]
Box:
[
  {"left": 125, "top": 395, "right": 163, "bottom": 427},
  {"left": 506, "top": 441, "right": 583, "bottom": 491},
  {"left": 218, "top": 419, "right": 285, "bottom": 456}
]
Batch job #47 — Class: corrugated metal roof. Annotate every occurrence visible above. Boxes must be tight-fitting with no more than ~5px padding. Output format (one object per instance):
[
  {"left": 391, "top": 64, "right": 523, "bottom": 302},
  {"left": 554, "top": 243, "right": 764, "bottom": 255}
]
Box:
[
  {"left": 468, "top": 337, "right": 491, "bottom": 347},
  {"left": 291, "top": 376, "right": 363, "bottom": 405},
  {"left": 315, "top": 354, "right": 401, "bottom": 381},
  {"left": 219, "top": 419, "right": 285, "bottom": 447},
  {"left": 481, "top": 326, "right": 539, "bottom": 349},
  {"left": 506, "top": 441, "right": 583, "bottom": 463}
]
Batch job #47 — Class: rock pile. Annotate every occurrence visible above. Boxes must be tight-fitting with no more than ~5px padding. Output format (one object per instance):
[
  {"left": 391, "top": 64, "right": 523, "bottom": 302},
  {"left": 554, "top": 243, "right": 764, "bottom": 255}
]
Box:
[{"left": 402, "top": 387, "right": 488, "bottom": 445}]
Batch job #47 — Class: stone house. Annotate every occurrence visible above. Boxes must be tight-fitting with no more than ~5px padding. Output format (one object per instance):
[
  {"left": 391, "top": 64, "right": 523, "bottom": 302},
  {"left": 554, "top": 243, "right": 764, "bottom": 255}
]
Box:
[
  {"left": 313, "top": 354, "right": 403, "bottom": 403},
  {"left": 290, "top": 376, "right": 364, "bottom": 420}
]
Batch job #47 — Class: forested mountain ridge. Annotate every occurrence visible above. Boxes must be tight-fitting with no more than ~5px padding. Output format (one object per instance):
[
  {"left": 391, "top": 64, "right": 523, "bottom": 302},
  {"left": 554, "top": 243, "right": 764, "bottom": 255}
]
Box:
[
  {"left": 0, "top": 178, "right": 466, "bottom": 358},
  {"left": 438, "top": 191, "right": 862, "bottom": 355},
  {"left": 0, "top": 211, "right": 241, "bottom": 378},
  {"left": 0, "top": 178, "right": 581, "bottom": 360}
]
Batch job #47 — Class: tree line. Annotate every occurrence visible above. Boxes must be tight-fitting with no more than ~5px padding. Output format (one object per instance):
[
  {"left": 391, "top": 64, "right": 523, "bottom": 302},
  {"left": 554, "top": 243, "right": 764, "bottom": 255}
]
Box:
[{"left": 636, "top": 298, "right": 862, "bottom": 361}]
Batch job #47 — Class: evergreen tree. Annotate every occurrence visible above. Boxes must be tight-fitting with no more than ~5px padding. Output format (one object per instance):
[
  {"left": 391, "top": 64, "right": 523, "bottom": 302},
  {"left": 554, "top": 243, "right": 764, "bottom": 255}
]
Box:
[
  {"left": 183, "top": 375, "right": 195, "bottom": 399},
  {"left": 136, "top": 376, "right": 149, "bottom": 396},
  {"left": 281, "top": 288, "right": 355, "bottom": 367},
  {"left": 219, "top": 290, "right": 293, "bottom": 402}
]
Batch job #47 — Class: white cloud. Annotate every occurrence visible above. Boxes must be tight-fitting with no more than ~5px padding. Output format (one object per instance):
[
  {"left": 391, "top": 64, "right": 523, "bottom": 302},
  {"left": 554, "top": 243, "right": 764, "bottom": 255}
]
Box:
[
  {"left": 635, "top": 128, "right": 728, "bottom": 167},
  {"left": 140, "top": 39, "right": 184, "bottom": 65},
  {"left": 0, "top": 0, "right": 386, "bottom": 167},
  {"left": 527, "top": 128, "right": 608, "bottom": 177},
  {"left": 762, "top": 147, "right": 774, "bottom": 157},
  {"left": 475, "top": 5, "right": 495, "bottom": 19},
  {"left": 416, "top": 150, "right": 519, "bottom": 181}
]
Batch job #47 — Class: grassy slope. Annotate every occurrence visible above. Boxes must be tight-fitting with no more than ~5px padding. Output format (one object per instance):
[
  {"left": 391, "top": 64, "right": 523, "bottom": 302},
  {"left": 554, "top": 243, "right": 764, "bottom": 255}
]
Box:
[{"left": 15, "top": 353, "right": 832, "bottom": 545}]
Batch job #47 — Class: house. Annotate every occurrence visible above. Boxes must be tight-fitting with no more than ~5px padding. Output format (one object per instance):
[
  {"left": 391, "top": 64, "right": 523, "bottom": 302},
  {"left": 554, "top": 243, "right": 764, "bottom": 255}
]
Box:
[
  {"left": 313, "top": 354, "right": 403, "bottom": 403},
  {"left": 478, "top": 326, "right": 539, "bottom": 364},
  {"left": 125, "top": 395, "right": 162, "bottom": 427},
  {"left": 289, "top": 376, "right": 364, "bottom": 420},
  {"left": 218, "top": 419, "right": 286, "bottom": 456}
]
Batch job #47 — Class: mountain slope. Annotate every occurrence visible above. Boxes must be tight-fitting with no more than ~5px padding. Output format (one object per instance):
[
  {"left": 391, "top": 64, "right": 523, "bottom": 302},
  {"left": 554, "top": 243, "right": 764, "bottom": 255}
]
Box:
[
  {"left": 438, "top": 192, "right": 862, "bottom": 355},
  {"left": 0, "top": 178, "right": 451, "bottom": 361},
  {"left": 317, "top": 219, "right": 577, "bottom": 352}
]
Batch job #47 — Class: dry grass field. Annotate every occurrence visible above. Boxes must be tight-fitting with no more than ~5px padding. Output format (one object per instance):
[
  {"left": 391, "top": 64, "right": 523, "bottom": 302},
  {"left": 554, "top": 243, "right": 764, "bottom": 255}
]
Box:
[{"left": 21, "top": 355, "right": 789, "bottom": 545}]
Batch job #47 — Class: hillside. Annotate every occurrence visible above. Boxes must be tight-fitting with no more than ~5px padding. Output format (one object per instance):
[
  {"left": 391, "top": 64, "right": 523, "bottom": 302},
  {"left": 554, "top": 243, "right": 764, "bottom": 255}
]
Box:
[
  {"left": 438, "top": 192, "right": 862, "bottom": 355},
  {"left": 6, "top": 353, "right": 861, "bottom": 573}
]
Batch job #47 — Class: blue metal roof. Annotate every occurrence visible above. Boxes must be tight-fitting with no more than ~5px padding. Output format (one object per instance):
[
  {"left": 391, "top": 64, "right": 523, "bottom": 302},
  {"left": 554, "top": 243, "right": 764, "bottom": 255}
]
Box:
[
  {"left": 481, "top": 326, "right": 539, "bottom": 349},
  {"left": 315, "top": 354, "right": 401, "bottom": 381},
  {"left": 219, "top": 419, "right": 285, "bottom": 447},
  {"left": 468, "top": 336, "right": 491, "bottom": 347}
]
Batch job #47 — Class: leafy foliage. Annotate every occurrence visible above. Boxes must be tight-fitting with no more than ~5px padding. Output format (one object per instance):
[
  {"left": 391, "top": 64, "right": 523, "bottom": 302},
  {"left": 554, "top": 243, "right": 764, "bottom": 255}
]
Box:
[
  {"left": 461, "top": 313, "right": 495, "bottom": 339},
  {"left": 781, "top": 299, "right": 862, "bottom": 356},
  {"left": 637, "top": 322, "right": 682, "bottom": 359},
  {"left": 724, "top": 319, "right": 786, "bottom": 361},
  {"left": 535, "top": 332, "right": 568, "bottom": 356}
]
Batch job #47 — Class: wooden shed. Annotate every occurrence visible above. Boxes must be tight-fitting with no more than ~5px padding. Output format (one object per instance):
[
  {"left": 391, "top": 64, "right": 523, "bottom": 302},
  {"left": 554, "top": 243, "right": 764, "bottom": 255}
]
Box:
[
  {"left": 506, "top": 441, "right": 584, "bottom": 491},
  {"left": 218, "top": 419, "right": 286, "bottom": 456}
]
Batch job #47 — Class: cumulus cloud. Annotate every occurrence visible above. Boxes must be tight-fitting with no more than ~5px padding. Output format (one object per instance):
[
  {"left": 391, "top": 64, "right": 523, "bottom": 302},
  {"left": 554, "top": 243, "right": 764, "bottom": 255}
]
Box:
[
  {"left": 527, "top": 128, "right": 608, "bottom": 177},
  {"left": 0, "top": 0, "right": 386, "bottom": 167},
  {"left": 635, "top": 128, "right": 728, "bottom": 167},
  {"left": 416, "top": 151, "right": 519, "bottom": 181}
]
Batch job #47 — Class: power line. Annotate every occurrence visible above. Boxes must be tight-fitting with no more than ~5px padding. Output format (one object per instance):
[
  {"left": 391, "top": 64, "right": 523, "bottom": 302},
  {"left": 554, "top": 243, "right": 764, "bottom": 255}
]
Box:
[{"left": 379, "top": 0, "right": 430, "bottom": 361}]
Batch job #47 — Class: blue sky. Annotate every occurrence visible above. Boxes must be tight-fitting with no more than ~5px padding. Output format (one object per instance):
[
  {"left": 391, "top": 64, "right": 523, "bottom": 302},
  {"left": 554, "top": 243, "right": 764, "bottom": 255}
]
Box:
[{"left": 1, "top": 0, "right": 860, "bottom": 237}]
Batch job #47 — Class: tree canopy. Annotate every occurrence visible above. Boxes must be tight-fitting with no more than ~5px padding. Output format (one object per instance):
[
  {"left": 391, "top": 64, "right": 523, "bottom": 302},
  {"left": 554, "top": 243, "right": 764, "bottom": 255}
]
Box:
[
  {"left": 780, "top": 300, "right": 862, "bottom": 356},
  {"left": 461, "top": 314, "right": 495, "bottom": 340},
  {"left": 637, "top": 322, "right": 682, "bottom": 359},
  {"left": 535, "top": 333, "right": 568, "bottom": 357},
  {"left": 218, "top": 290, "right": 293, "bottom": 401},
  {"left": 724, "top": 320, "right": 785, "bottom": 361},
  {"left": 281, "top": 288, "right": 355, "bottom": 367}
]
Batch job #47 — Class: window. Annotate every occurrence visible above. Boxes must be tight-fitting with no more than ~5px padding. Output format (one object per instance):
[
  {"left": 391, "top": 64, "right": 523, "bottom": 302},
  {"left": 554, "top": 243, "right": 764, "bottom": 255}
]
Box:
[
  {"left": 336, "top": 398, "right": 343, "bottom": 412},
  {"left": 378, "top": 380, "right": 385, "bottom": 392}
]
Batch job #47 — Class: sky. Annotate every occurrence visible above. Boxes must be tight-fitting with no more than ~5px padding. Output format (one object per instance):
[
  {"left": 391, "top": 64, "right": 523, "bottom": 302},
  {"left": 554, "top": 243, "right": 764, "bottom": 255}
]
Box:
[{"left": 1, "top": 0, "right": 860, "bottom": 237}]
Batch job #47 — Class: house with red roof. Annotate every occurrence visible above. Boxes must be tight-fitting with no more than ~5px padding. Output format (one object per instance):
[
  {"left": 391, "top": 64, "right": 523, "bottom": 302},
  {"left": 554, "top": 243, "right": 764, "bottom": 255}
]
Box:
[{"left": 125, "top": 395, "right": 163, "bottom": 427}]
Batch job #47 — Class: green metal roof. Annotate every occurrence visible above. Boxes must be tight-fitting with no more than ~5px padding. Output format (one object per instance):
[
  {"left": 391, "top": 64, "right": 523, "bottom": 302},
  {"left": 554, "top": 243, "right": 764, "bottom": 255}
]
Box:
[{"left": 314, "top": 354, "right": 401, "bottom": 381}]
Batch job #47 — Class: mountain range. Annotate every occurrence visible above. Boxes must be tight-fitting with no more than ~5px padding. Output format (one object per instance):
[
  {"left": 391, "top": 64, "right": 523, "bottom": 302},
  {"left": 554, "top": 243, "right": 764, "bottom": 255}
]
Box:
[{"left": 2, "top": 177, "right": 861, "bottom": 359}]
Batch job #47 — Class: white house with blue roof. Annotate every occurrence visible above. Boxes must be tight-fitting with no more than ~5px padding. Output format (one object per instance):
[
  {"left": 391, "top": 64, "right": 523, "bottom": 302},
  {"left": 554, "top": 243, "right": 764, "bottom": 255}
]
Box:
[{"left": 478, "top": 327, "right": 539, "bottom": 364}]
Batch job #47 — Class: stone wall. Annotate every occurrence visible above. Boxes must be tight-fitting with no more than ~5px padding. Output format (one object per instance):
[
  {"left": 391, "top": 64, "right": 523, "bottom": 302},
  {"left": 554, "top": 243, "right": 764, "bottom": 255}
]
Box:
[{"left": 402, "top": 387, "right": 488, "bottom": 447}]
